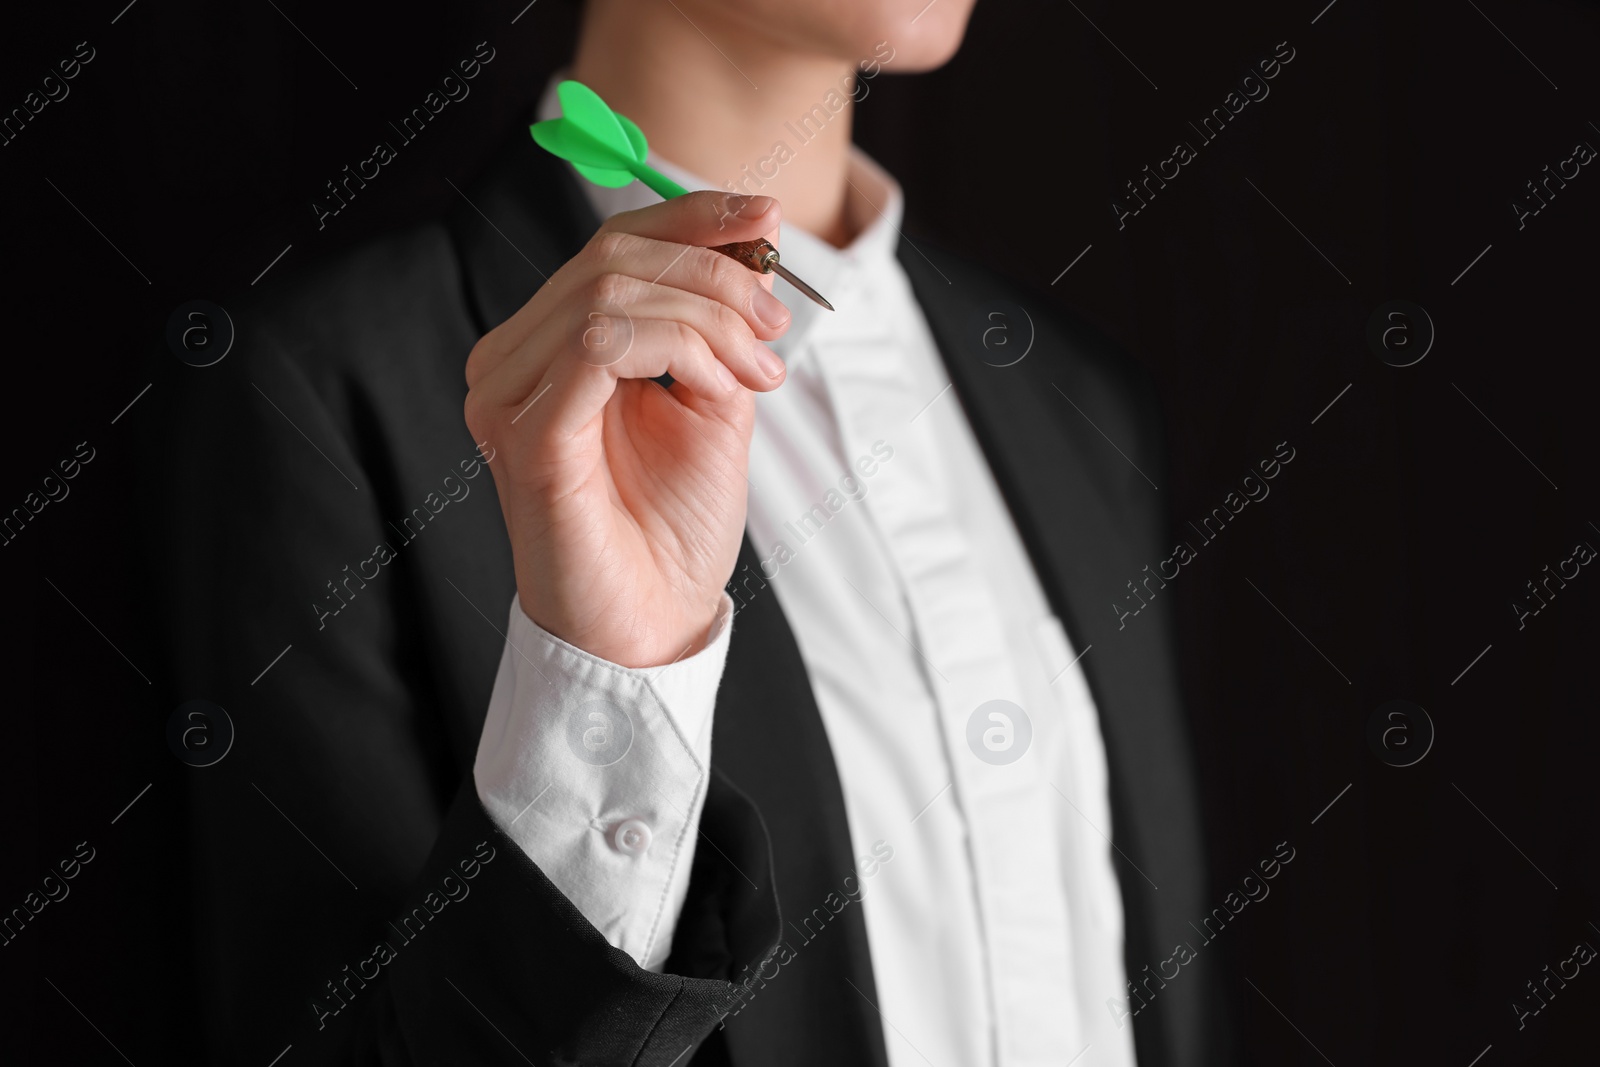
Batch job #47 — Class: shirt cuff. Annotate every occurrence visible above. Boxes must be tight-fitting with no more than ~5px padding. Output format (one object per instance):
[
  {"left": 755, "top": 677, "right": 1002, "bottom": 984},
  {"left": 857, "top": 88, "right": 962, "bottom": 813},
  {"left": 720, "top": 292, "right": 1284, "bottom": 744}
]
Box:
[{"left": 473, "top": 593, "right": 734, "bottom": 972}]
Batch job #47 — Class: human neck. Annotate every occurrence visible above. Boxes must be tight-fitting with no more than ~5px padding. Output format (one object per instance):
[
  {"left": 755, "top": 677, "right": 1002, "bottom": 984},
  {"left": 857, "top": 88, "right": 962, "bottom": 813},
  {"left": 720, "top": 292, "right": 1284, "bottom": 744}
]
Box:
[{"left": 569, "top": 1, "right": 859, "bottom": 248}]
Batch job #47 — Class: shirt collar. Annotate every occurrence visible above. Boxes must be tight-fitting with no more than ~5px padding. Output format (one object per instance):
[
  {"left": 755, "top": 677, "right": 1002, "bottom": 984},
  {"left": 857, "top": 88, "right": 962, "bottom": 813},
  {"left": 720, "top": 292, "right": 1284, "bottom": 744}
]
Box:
[{"left": 535, "top": 75, "right": 905, "bottom": 356}]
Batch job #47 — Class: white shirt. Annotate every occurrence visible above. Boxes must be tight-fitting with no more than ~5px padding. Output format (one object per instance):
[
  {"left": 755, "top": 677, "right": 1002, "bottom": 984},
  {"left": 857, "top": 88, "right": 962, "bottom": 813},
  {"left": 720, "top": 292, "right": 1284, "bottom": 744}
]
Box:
[{"left": 473, "top": 81, "right": 1137, "bottom": 1067}]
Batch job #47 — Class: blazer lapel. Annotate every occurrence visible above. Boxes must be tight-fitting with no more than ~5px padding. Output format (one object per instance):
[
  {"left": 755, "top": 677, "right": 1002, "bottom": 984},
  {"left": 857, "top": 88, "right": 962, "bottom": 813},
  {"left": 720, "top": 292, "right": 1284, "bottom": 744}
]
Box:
[
  {"left": 449, "top": 126, "right": 598, "bottom": 331},
  {"left": 711, "top": 537, "right": 891, "bottom": 1067}
]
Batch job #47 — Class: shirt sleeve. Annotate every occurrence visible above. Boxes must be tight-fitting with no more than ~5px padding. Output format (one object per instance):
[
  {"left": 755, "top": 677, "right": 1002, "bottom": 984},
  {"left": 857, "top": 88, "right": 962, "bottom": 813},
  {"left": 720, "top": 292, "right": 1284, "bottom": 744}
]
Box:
[{"left": 473, "top": 592, "right": 734, "bottom": 972}]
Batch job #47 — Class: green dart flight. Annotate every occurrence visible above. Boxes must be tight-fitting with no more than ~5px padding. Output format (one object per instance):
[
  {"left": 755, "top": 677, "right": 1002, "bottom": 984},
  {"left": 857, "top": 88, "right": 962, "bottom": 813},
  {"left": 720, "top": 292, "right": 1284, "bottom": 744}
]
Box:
[{"left": 529, "top": 79, "right": 690, "bottom": 200}]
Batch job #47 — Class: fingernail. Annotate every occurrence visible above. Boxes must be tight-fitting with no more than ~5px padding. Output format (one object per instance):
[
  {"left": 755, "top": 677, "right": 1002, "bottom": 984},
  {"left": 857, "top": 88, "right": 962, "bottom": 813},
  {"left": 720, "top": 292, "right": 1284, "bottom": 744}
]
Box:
[
  {"left": 756, "top": 346, "right": 785, "bottom": 379},
  {"left": 726, "top": 194, "right": 776, "bottom": 218},
  {"left": 715, "top": 362, "right": 737, "bottom": 392},
  {"left": 753, "top": 287, "right": 791, "bottom": 330}
]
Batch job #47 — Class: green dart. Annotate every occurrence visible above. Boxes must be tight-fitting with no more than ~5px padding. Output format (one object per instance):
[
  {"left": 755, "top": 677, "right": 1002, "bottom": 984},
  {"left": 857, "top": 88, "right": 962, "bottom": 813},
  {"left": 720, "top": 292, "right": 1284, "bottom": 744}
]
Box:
[{"left": 530, "top": 79, "right": 834, "bottom": 311}]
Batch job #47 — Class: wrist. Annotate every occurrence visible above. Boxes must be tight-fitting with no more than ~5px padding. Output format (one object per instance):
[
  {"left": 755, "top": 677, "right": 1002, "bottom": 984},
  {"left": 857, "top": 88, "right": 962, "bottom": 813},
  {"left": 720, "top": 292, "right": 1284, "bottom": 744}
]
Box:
[
  {"left": 512, "top": 590, "right": 730, "bottom": 671},
  {"left": 646, "top": 591, "right": 729, "bottom": 668},
  {"left": 671, "top": 593, "right": 727, "bottom": 664}
]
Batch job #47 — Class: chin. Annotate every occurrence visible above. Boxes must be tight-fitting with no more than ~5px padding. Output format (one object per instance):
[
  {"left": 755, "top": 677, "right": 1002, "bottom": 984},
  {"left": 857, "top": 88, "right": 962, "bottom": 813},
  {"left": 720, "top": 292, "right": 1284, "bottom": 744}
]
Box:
[
  {"left": 702, "top": 0, "right": 978, "bottom": 71},
  {"left": 868, "top": 0, "right": 978, "bottom": 72}
]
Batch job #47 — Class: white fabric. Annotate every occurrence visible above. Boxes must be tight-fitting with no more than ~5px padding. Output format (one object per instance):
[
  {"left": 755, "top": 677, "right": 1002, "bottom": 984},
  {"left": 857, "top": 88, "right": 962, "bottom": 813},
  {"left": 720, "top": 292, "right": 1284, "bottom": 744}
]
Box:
[{"left": 471, "top": 80, "right": 1138, "bottom": 1067}]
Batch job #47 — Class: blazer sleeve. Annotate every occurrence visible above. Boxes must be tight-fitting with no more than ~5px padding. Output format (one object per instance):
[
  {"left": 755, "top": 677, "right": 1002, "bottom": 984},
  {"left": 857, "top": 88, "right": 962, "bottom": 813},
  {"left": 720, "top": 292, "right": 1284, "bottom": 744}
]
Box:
[{"left": 148, "top": 308, "right": 780, "bottom": 1066}]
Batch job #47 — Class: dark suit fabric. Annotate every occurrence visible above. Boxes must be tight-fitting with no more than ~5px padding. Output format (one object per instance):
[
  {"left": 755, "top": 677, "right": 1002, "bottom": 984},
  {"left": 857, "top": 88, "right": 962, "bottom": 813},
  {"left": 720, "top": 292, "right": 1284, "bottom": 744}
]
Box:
[{"left": 148, "top": 125, "right": 1218, "bottom": 1067}]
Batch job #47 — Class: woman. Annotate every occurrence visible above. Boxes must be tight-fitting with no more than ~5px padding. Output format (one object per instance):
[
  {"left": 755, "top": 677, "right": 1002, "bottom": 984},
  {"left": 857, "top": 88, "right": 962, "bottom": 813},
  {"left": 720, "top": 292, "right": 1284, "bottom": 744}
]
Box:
[{"left": 155, "top": 1, "right": 1214, "bottom": 1063}]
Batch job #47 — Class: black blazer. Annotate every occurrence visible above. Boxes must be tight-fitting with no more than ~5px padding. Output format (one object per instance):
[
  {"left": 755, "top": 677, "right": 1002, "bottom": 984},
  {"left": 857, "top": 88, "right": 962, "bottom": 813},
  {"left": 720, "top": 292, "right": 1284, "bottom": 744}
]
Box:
[{"left": 150, "top": 125, "right": 1219, "bottom": 1066}]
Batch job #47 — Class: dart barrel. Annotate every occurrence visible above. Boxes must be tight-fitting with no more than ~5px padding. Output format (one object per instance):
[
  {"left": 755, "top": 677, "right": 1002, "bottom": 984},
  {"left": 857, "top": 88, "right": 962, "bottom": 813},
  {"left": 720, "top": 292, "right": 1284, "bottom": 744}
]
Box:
[{"left": 710, "top": 239, "right": 781, "bottom": 274}]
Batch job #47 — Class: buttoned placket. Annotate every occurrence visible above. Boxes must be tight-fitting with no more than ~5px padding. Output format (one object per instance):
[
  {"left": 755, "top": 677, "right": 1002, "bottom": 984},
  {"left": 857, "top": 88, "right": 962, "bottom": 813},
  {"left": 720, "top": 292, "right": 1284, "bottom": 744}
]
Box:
[{"left": 802, "top": 265, "right": 1083, "bottom": 1066}]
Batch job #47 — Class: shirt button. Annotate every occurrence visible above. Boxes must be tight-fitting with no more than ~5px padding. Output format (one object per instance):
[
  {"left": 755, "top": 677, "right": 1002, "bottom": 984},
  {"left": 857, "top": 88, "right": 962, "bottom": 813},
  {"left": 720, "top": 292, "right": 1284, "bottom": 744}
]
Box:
[{"left": 612, "top": 819, "right": 652, "bottom": 857}]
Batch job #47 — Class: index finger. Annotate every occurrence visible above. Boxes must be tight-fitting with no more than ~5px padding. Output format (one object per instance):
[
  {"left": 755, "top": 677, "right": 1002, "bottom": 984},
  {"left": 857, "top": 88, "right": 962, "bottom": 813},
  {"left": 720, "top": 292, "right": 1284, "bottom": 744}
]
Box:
[{"left": 598, "top": 190, "right": 780, "bottom": 249}]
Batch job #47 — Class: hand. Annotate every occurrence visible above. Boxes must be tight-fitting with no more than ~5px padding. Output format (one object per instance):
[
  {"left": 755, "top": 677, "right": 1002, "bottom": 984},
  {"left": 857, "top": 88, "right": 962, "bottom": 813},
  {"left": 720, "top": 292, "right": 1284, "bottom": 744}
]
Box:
[{"left": 464, "top": 191, "right": 791, "bottom": 668}]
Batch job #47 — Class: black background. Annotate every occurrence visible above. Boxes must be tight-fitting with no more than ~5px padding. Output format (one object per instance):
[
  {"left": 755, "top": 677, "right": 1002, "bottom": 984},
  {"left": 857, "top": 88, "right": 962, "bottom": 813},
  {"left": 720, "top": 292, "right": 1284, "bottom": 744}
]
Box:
[{"left": 3, "top": 0, "right": 1597, "bottom": 1062}]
